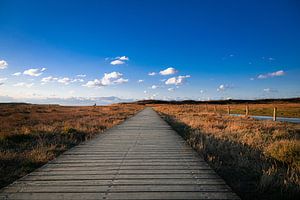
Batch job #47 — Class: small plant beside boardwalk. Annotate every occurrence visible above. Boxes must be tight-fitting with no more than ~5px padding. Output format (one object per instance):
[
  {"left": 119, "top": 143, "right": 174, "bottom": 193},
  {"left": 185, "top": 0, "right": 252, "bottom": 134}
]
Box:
[
  {"left": 154, "top": 104, "right": 300, "bottom": 200},
  {"left": 0, "top": 103, "right": 143, "bottom": 189}
]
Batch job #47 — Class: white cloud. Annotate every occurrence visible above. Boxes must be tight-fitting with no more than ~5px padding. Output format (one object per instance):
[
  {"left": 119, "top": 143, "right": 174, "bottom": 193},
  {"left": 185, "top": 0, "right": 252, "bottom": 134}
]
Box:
[
  {"left": 110, "top": 56, "right": 129, "bottom": 65},
  {"left": 0, "top": 60, "right": 8, "bottom": 69},
  {"left": 0, "top": 78, "right": 7, "bottom": 86},
  {"left": 71, "top": 78, "right": 84, "bottom": 83},
  {"left": 217, "top": 84, "right": 233, "bottom": 92},
  {"left": 118, "top": 56, "right": 129, "bottom": 61},
  {"left": 41, "top": 76, "right": 58, "bottom": 84},
  {"left": 60, "top": 78, "right": 81, "bottom": 85},
  {"left": 41, "top": 76, "right": 84, "bottom": 85},
  {"left": 165, "top": 77, "right": 178, "bottom": 85},
  {"left": 168, "top": 88, "right": 174, "bottom": 92},
  {"left": 104, "top": 71, "right": 122, "bottom": 79},
  {"left": 217, "top": 84, "right": 226, "bottom": 92},
  {"left": 151, "top": 85, "right": 158, "bottom": 89},
  {"left": 13, "top": 82, "right": 34, "bottom": 88},
  {"left": 110, "top": 60, "right": 125, "bottom": 65},
  {"left": 12, "top": 72, "right": 21, "bottom": 76},
  {"left": 0, "top": 78, "right": 7, "bottom": 82},
  {"left": 263, "top": 88, "right": 278, "bottom": 93},
  {"left": 200, "top": 90, "right": 204, "bottom": 94},
  {"left": 83, "top": 71, "right": 128, "bottom": 88},
  {"left": 165, "top": 75, "right": 190, "bottom": 85},
  {"left": 114, "top": 78, "right": 128, "bottom": 84},
  {"left": 83, "top": 79, "right": 104, "bottom": 88},
  {"left": 159, "top": 67, "right": 178, "bottom": 75},
  {"left": 101, "top": 72, "right": 122, "bottom": 85},
  {"left": 57, "top": 77, "right": 72, "bottom": 85},
  {"left": 137, "top": 79, "right": 144, "bottom": 83},
  {"left": 76, "top": 74, "right": 86, "bottom": 77},
  {"left": 257, "top": 70, "right": 285, "bottom": 79},
  {"left": 148, "top": 72, "right": 156, "bottom": 76},
  {"left": 23, "top": 68, "right": 46, "bottom": 76},
  {"left": 143, "top": 90, "right": 147, "bottom": 94}
]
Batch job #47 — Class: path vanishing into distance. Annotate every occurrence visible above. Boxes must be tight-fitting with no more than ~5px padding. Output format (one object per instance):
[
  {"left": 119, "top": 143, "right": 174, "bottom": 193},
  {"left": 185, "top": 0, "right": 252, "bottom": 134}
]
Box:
[{"left": 0, "top": 107, "right": 240, "bottom": 200}]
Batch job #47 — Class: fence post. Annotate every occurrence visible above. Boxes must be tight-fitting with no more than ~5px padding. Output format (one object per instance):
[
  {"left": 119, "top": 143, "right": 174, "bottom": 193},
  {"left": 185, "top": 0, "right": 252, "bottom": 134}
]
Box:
[
  {"left": 245, "top": 105, "right": 249, "bottom": 116},
  {"left": 214, "top": 105, "right": 217, "bottom": 113},
  {"left": 273, "top": 107, "right": 277, "bottom": 121},
  {"left": 227, "top": 105, "right": 230, "bottom": 115}
]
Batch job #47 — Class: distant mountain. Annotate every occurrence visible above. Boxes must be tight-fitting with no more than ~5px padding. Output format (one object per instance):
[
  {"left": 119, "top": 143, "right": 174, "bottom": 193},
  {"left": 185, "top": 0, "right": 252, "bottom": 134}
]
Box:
[
  {"left": 134, "top": 98, "right": 300, "bottom": 105},
  {"left": 0, "top": 96, "right": 135, "bottom": 106},
  {"left": 1, "top": 96, "right": 299, "bottom": 106}
]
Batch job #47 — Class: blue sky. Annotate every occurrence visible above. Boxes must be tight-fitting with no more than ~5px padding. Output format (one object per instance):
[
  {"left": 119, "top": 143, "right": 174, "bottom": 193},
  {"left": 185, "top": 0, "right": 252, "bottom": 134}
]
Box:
[{"left": 0, "top": 0, "right": 300, "bottom": 104}]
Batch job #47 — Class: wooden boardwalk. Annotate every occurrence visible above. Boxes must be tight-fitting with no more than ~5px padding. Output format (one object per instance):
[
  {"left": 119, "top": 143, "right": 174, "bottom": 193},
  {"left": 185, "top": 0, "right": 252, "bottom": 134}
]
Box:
[{"left": 0, "top": 107, "right": 240, "bottom": 200}]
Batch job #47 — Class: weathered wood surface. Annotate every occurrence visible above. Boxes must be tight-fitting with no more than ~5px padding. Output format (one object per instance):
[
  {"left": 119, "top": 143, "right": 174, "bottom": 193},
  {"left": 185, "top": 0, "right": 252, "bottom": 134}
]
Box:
[{"left": 0, "top": 107, "right": 240, "bottom": 200}]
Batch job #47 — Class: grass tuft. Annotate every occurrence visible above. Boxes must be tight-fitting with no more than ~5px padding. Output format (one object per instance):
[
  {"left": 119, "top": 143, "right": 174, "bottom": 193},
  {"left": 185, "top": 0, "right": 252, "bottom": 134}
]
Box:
[
  {"left": 0, "top": 103, "right": 143, "bottom": 188},
  {"left": 153, "top": 104, "right": 300, "bottom": 200}
]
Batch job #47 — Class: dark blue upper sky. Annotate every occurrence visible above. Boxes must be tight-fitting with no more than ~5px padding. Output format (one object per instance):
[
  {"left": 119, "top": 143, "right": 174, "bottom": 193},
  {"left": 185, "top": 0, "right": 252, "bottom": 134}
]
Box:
[{"left": 0, "top": 0, "right": 299, "bottom": 103}]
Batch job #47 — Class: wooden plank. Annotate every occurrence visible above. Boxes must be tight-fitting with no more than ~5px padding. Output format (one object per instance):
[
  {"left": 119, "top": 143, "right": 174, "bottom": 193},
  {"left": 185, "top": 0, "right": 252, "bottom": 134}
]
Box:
[
  {"left": 23, "top": 174, "right": 223, "bottom": 181},
  {"left": 4, "top": 185, "right": 232, "bottom": 193},
  {"left": 31, "top": 169, "right": 217, "bottom": 175},
  {"left": 54, "top": 159, "right": 203, "bottom": 162},
  {"left": 45, "top": 162, "right": 208, "bottom": 166},
  {"left": 56, "top": 156, "right": 203, "bottom": 159},
  {"left": 37, "top": 166, "right": 212, "bottom": 171},
  {"left": 1, "top": 191, "right": 239, "bottom": 200},
  {"left": 0, "top": 193, "right": 105, "bottom": 200},
  {"left": 105, "top": 191, "right": 240, "bottom": 200},
  {"left": 15, "top": 179, "right": 227, "bottom": 186}
]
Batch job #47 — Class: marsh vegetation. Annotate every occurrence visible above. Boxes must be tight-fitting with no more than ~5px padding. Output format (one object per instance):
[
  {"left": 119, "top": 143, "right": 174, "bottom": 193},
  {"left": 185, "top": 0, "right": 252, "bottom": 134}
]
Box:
[
  {"left": 1, "top": 102, "right": 299, "bottom": 200},
  {"left": 0, "top": 103, "right": 143, "bottom": 188},
  {"left": 154, "top": 104, "right": 300, "bottom": 200}
]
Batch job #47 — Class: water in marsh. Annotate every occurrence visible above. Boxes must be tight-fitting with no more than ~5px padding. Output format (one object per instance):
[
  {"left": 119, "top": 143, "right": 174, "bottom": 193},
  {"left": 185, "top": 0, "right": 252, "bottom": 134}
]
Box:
[{"left": 230, "top": 114, "right": 300, "bottom": 123}]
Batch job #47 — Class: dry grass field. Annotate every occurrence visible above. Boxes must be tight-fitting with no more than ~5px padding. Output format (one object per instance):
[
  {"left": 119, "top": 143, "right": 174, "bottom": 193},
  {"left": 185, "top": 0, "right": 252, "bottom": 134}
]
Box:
[
  {"left": 209, "top": 103, "right": 300, "bottom": 118},
  {"left": 0, "top": 103, "right": 143, "bottom": 188},
  {"left": 153, "top": 104, "right": 300, "bottom": 200},
  {"left": 1, "top": 101, "right": 299, "bottom": 199}
]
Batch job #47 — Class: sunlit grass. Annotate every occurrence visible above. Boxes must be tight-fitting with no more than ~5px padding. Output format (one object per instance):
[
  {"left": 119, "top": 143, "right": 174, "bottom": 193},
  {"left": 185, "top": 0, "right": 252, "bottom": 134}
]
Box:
[
  {"left": 154, "top": 103, "right": 300, "bottom": 200},
  {"left": 187, "top": 103, "right": 300, "bottom": 118},
  {"left": 0, "top": 103, "right": 143, "bottom": 188}
]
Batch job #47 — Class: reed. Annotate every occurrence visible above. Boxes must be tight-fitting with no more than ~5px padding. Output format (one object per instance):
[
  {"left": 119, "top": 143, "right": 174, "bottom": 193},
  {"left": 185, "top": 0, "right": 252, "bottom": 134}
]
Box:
[
  {"left": 154, "top": 104, "right": 300, "bottom": 200},
  {"left": 0, "top": 103, "right": 143, "bottom": 188}
]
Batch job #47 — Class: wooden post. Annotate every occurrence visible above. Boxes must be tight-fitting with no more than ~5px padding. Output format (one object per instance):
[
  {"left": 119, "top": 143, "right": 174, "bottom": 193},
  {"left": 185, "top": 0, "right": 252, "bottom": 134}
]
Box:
[
  {"left": 214, "top": 105, "right": 217, "bottom": 113},
  {"left": 245, "top": 105, "right": 249, "bottom": 116},
  {"left": 227, "top": 105, "right": 230, "bottom": 115},
  {"left": 273, "top": 107, "right": 277, "bottom": 121}
]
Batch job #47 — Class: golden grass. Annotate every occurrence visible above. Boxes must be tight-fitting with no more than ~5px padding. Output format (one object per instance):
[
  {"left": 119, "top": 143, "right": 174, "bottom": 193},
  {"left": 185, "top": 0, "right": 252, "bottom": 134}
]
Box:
[
  {"left": 179, "top": 103, "right": 300, "bottom": 118},
  {"left": 153, "top": 104, "right": 300, "bottom": 200},
  {"left": 0, "top": 103, "right": 143, "bottom": 188}
]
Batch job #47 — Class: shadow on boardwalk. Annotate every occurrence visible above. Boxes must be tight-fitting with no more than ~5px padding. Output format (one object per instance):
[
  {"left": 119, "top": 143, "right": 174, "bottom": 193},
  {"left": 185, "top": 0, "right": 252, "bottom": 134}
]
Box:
[{"left": 159, "top": 113, "right": 299, "bottom": 200}]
